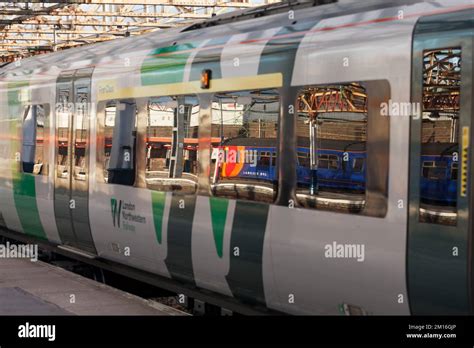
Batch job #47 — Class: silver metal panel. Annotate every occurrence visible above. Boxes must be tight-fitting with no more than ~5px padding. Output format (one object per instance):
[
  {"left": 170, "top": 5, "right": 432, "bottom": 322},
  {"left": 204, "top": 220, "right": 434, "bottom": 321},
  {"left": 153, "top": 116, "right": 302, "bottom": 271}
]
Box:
[
  {"left": 29, "top": 69, "right": 62, "bottom": 243},
  {"left": 191, "top": 196, "right": 233, "bottom": 297},
  {"left": 183, "top": 39, "right": 212, "bottom": 82},
  {"left": 274, "top": 4, "right": 424, "bottom": 315},
  {"left": 0, "top": 0, "right": 472, "bottom": 315},
  {"left": 220, "top": 28, "right": 281, "bottom": 78},
  {"left": 0, "top": 88, "right": 23, "bottom": 233},
  {"left": 35, "top": 175, "right": 61, "bottom": 243}
]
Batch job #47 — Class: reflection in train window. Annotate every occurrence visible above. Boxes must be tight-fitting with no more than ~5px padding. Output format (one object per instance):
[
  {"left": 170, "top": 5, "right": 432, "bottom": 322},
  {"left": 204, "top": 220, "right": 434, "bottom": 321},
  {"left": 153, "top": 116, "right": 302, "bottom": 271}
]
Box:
[
  {"left": 422, "top": 160, "right": 448, "bottom": 180},
  {"left": 352, "top": 158, "right": 364, "bottom": 173},
  {"left": 298, "top": 151, "right": 310, "bottom": 168},
  {"left": 103, "top": 102, "right": 114, "bottom": 179},
  {"left": 56, "top": 82, "right": 71, "bottom": 179},
  {"left": 318, "top": 154, "right": 338, "bottom": 170},
  {"left": 73, "top": 84, "right": 90, "bottom": 181},
  {"left": 210, "top": 89, "right": 279, "bottom": 203},
  {"left": 145, "top": 95, "right": 199, "bottom": 194},
  {"left": 103, "top": 99, "right": 137, "bottom": 186},
  {"left": 258, "top": 151, "right": 273, "bottom": 167},
  {"left": 419, "top": 48, "right": 461, "bottom": 226},
  {"left": 296, "top": 83, "right": 367, "bottom": 213},
  {"left": 21, "top": 104, "right": 47, "bottom": 175},
  {"left": 451, "top": 162, "right": 458, "bottom": 180}
]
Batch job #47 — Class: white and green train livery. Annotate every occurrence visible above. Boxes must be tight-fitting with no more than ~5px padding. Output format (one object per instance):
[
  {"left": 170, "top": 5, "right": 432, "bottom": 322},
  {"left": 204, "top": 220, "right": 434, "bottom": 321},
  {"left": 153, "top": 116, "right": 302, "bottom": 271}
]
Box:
[{"left": 1, "top": 0, "right": 474, "bottom": 315}]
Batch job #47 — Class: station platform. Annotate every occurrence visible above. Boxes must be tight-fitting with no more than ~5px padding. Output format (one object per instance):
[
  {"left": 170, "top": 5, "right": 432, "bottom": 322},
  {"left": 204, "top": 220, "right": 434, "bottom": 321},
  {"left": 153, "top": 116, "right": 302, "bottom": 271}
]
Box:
[{"left": 0, "top": 257, "right": 188, "bottom": 316}]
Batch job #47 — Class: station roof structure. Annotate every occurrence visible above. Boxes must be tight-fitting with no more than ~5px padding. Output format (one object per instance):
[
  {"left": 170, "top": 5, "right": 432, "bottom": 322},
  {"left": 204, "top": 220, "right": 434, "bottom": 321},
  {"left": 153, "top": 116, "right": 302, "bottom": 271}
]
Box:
[{"left": 0, "top": 0, "right": 282, "bottom": 64}]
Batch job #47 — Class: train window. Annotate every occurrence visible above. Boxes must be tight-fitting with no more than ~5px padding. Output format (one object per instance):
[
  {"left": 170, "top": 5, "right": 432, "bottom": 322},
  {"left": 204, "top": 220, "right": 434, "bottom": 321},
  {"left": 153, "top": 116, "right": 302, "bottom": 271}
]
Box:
[
  {"left": 210, "top": 89, "right": 279, "bottom": 203},
  {"left": 145, "top": 95, "right": 199, "bottom": 194},
  {"left": 451, "top": 162, "right": 458, "bottom": 181},
  {"left": 422, "top": 161, "right": 448, "bottom": 180},
  {"left": 419, "top": 48, "right": 461, "bottom": 226},
  {"left": 318, "top": 154, "right": 339, "bottom": 170},
  {"left": 352, "top": 158, "right": 364, "bottom": 173},
  {"left": 298, "top": 151, "right": 310, "bottom": 168},
  {"left": 258, "top": 151, "right": 273, "bottom": 167},
  {"left": 56, "top": 80, "right": 72, "bottom": 180},
  {"left": 103, "top": 103, "right": 114, "bottom": 180},
  {"left": 21, "top": 104, "right": 47, "bottom": 175},
  {"left": 103, "top": 99, "right": 137, "bottom": 186},
  {"left": 296, "top": 83, "right": 371, "bottom": 214},
  {"left": 73, "top": 82, "right": 90, "bottom": 181}
]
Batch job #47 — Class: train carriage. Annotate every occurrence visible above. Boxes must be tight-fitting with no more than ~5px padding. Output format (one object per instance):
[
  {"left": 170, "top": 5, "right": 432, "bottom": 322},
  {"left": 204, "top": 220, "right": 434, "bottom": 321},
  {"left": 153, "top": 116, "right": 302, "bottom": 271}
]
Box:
[{"left": 0, "top": 0, "right": 473, "bottom": 315}]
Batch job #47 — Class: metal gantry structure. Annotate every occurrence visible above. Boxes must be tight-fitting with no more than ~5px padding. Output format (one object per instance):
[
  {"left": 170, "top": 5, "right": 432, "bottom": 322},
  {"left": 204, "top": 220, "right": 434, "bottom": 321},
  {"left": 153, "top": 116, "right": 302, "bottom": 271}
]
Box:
[
  {"left": 298, "top": 84, "right": 368, "bottom": 115},
  {"left": 0, "top": 0, "right": 281, "bottom": 63},
  {"left": 423, "top": 48, "right": 461, "bottom": 114}
]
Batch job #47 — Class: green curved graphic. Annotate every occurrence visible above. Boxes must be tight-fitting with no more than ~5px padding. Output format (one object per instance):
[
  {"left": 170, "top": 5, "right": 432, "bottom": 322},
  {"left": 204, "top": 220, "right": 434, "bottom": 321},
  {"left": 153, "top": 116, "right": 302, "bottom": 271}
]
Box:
[
  {"left": 151, "top": 191, "right": 166, "bottom": 244},
  {"left": 209, "top": 197, "right": 228, "bottom": 258}
]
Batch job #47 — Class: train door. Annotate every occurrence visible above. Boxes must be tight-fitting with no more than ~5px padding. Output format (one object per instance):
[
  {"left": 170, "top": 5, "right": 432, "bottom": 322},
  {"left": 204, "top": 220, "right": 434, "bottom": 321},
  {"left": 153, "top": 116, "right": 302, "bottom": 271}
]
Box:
[
  {"left": 408, "top": 10, "right": 473, "bottom": 314},
  {"left": 54, "top": 68, "right": 96, "bottom": 254}
]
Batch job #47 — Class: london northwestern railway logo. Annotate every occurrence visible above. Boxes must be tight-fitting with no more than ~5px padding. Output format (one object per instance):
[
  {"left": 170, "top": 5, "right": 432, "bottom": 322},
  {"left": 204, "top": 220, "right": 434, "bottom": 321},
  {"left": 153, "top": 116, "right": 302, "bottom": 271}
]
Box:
[
  {"left": 111, "top": 198, "right": 123, "bottom": 228},
  {"left": 111, "top": 197, "right": 146, "bottom": 232}
]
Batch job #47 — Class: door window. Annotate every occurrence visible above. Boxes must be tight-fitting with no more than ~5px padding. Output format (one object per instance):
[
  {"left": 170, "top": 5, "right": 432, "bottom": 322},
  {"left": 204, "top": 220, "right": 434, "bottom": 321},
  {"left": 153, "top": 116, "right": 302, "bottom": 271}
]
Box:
[
  {"left": 21, "top": 104, "right": 48, "bottom": 175},
  {"left": 419, "top": 48, "right": 461, "bottom": 226},
  {"left": 56, "top": 81, "right": 72, "bottom": 179},
  {"left": 102, "top": 99, "right": 137, "bottom": 186}
]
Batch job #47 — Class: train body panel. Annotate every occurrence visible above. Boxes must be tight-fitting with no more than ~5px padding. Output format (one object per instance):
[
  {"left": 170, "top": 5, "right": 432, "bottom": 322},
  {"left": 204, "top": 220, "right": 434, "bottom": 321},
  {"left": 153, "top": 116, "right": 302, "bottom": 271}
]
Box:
[
  {"left": 0, "top": 86, "right": 24, "bottom": 233},
  {"left": 31, "top": 70, "right": 63, "bottom": 244},
  {"left": 0, "top": 0, "right": 473, "bottom": 315},
  {"left": 288, "top": 3, "right": 416, "bottom": 315}
]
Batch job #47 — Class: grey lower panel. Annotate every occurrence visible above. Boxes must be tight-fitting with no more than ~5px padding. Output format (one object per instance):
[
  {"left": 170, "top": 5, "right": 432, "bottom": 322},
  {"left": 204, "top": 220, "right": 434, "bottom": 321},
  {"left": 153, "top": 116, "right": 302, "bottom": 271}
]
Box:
[
  {"left": 71, "top": 191, "right": 96, "bottom": 254},
  {"left": 226, "top": 201, "right": 269, "bottom": 305},
  {"left": 54, "top": 186, "right": 76, "bottom": 246},
  {"left": 165, "top": 194, "right": 197, "bottom": 286},
  {"left": 54, "top": 185, "right": 96, "bottom": 254}
]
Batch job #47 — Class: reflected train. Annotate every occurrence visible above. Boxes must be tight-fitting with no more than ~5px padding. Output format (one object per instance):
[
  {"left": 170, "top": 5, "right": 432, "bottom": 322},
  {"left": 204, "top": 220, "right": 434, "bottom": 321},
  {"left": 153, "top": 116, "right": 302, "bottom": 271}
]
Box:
[
  {"left": 420, "top": 143, "right": 459, "bottom": 205},
  {"left": 0, "top": 0, "right": 474, "bottom": 315},
  {"left": 216, "top": 140, "right": 458, "bottom": 204},
  {"left": 216, "top": 139, "right": 367, "bottom": 192}
]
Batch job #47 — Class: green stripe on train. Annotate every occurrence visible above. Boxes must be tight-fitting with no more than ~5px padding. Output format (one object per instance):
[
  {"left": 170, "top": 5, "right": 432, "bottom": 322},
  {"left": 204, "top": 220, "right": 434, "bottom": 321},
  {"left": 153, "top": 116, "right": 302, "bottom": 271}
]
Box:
[
  {"left": 151, "top": 191, "right": 166, "bottom": 244},
  {"left": 209, "top": 197, "right": 228, "bottom": 258},
  {"left": 8, "top": 82, "right": 47, "bottom": 240}
]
